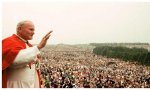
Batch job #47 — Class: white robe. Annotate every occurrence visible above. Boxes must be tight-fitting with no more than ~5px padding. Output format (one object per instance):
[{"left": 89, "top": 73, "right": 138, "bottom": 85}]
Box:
[{"left": 7, "top": 44, "right": 40, "bottom": 88}]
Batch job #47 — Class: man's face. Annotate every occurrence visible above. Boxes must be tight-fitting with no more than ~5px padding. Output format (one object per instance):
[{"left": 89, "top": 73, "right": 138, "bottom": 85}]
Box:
[{"left": 18, "top": 22, "right": 35, "bottom": 40}]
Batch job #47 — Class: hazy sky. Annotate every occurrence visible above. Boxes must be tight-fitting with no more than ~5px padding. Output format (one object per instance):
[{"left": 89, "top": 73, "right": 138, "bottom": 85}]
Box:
[{"left": 2, "top": 2, "right": 150, "bottom": 44}]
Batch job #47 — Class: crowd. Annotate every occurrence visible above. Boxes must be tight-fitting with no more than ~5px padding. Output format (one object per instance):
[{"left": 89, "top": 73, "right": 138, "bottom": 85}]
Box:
[{"left": 39, "top": 44, "right": 150, "bottom": 88}]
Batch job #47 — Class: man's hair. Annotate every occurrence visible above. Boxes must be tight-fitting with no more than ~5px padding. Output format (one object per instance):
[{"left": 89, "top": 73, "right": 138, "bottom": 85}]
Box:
[{"left": 16, "top": 20, "right": 33, "bottom": 30}]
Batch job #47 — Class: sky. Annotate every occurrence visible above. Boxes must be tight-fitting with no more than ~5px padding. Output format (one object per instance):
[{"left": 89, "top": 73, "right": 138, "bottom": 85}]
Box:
[{"left": 2, "top": 1, "right": 150, "bottom": 44}]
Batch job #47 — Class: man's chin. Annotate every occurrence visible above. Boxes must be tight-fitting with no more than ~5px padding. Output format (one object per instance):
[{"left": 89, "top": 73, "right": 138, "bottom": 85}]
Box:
[
  {"left": 28, "top": 37, "right": 33, "bottom": 40},
  {"left": 29, "top": 38, "right": 33, "bottom": 40}
]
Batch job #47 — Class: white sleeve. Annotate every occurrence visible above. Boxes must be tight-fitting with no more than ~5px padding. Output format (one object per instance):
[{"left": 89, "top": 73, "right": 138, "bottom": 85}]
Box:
[{"left": 10, "top": 46, "right": 40, "bottom": 68}]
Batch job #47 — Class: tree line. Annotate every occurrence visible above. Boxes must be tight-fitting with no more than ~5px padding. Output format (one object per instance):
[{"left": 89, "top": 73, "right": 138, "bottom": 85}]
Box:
[
  {"left": 93, "top": 46, "right": 150, "bottom": 66},
  {"left": 90, "top": 43, "right": 149, "bottom": 46}
]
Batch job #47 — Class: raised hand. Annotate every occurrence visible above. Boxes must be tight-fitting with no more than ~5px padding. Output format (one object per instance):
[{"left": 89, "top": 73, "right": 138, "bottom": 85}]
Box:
[{"left": 37, "top": 31, "right": 53, "bottom": 50}]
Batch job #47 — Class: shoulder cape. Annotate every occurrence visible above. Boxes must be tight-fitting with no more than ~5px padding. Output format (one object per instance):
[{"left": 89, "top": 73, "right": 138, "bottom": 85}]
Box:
[{"left": 2, "top": 34, "right": 26, "bottom": 88}]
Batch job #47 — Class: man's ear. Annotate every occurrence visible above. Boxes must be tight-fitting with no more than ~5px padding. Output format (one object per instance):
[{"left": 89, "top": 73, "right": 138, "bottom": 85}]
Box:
[{"left": 17, "top": 27, "right": 22, "bottom": 33}]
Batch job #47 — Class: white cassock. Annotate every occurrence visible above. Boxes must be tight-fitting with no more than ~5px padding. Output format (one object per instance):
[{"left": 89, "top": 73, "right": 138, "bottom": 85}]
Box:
[{"left": 7, "top": 44, "right": 40, "bottom": 88}]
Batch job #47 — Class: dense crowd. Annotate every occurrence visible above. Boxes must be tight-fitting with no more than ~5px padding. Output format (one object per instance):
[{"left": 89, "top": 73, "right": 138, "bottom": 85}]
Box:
[{"left": 39, "top": 45, "right": 150, "bottom": 88}]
